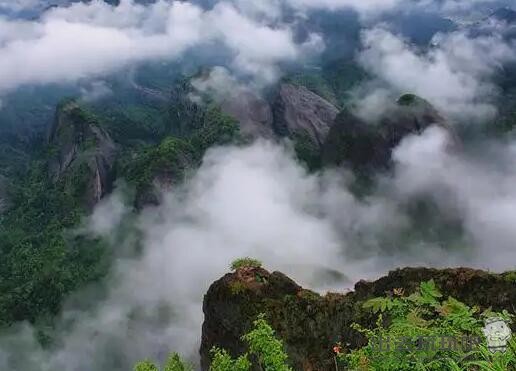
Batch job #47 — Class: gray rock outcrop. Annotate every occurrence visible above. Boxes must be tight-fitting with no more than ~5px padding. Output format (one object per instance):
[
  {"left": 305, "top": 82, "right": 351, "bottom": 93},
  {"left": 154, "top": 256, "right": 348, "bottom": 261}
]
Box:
[
  {"left": 47, "top": 100, "right": 116, "bottom": 210},
  {"left": 272, "top": 83, "right": 339, "bottom": 148}
]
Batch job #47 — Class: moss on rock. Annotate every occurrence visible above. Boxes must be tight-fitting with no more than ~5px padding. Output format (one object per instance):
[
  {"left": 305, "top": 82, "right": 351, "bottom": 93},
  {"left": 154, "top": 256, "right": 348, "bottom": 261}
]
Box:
[{"left": 201, "top": 266, "right": 516, "bottom": 371}]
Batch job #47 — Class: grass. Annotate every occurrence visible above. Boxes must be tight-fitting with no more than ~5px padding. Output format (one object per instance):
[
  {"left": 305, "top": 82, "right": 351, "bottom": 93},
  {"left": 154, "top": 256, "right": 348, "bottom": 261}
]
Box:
[{"left": 230, "top": 258, "right": 263, "bottom": 271}]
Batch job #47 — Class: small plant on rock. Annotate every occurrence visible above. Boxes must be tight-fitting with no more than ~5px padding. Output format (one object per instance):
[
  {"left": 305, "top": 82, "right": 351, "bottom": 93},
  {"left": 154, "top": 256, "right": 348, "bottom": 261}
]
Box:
[{"left": 230, "top": 257, "right": 262, "bottom": 271}]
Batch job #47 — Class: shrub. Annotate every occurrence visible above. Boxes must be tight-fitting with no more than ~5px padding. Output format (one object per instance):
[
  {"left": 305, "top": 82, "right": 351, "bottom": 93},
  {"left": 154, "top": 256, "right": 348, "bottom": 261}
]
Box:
[
  {"left": 397, "top": 93, "right": 418, "bottom": 106},
  {"left": 230, "top": 258, "right": 262, "bottom": 271},
  {"left": 229, "top": 281, "right": 248, "bottom": 295},
  {"left": 210, "top": 314, "right": 292, "bottom": 371},
  {"left": 340, "top": 280, "right": 516, "bottom": 371},
  {"left": 134, "top": 353, "right": 192, "bottom": 371},
  {"left": 135, "top": 315, "right": 291, "bottom": 371},
  {"left": 243, "top": 314, "right": 292, "bottom": 371},
  {"left": 134, "top": 360, "right": 159, "bottom": 371},
  {"left": 209, "top": 348, "right": 251, "bottom": 371}
]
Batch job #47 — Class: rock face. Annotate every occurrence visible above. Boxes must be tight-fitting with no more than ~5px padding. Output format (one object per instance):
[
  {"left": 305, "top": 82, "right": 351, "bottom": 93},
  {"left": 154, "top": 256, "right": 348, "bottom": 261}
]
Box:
[
  {"left": 201, "top": 266, "right": 516, "bottom": 371},
  {"left": 47, "top": 100, "right": 116, "bottom": 210},
  {"left": 273, "top": 83, "right": 339, "bottom": 148},
  {"left": 220, "top": 91, "right": 274, "bottom": 139},
  {"left": 322, "top": 94, "right": 453, "bottom": 171}
]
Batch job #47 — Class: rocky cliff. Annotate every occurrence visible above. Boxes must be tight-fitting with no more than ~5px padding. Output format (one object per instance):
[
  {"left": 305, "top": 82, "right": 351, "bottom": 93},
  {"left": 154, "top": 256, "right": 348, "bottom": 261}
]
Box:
[
  {"left": 273, "top": 83, "right": 339, "bottom": 149},
  {"left": 201, "top": 266, "right": 516, "bottom": 370},
  {"left": 220, "top": 91, "right": 274, "bottom": 140},
  {"left": 47, "top": 100, "right": 116, "bottom": 210},
  {"left": 322, "top": 94, "right": 454, "bottom": 172}
]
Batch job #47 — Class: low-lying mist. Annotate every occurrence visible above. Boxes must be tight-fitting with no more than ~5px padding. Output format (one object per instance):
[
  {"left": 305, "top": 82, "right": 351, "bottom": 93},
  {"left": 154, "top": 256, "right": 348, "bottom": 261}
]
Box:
[{"left": 1, "top": 126, "right": 515, "bottom": 370}]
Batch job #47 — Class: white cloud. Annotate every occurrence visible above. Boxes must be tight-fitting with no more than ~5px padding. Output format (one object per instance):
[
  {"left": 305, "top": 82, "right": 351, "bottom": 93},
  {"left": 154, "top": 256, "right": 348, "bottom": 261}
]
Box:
[
  {"left": 79, "top": 80, "right": 113, "bottom": 102},
  {"left": 0, "top": 0, "right": 40, "bottom": 12},
  {"left": 287, "top": 0, "right": 402, "bottom": 14},
  {"left": 84, "top": 190, "right": 129, "bottom": 236},
  {"left": 2, "top": 133, "right": 516, "bottom": 369},
  {"left": 391, "top": 126, "right": 516, "bottom": 268},
  {"left": 189, "top": 66, "right": 248, "bottom": 101},
  {"left": 356, "top": 27, "right": 516, "bottom": 121},
  {"left": 0, "top": 0, "right": 323, "bottom": 94}
]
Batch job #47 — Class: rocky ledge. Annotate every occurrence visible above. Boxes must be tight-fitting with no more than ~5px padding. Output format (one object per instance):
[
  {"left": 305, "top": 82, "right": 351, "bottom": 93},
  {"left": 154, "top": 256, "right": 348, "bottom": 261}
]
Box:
[{"left": 201, "top": 266, "right": 516, "bottom": 370}]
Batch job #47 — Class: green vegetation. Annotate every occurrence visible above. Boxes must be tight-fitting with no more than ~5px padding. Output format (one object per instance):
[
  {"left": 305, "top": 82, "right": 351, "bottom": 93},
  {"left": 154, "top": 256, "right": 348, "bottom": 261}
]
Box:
[
  {"left": 2, "top": 61, "right": 516, "bottom": 371},
  {"left": 503, "top": 271, "right": 516, "bottom": 282},
  {"left": 135, "top": 314, "right": 291, "bottom": 371},
  {"left": 119, "top": 137, "right": 196, "bottom": 194},
  {"left": 0, "top": 159, "right": 109, "bottom": 328},
  {"left": 210, "top": 349, "right": 251, "bottom": 371},
  {"left": 119, "top": 105, "right": 239, "bottom": 197},
  {"left": 293, "top": 132, "right": 322, "bottom": 171},
  {"left": 230, "top": 257, "right": 263, "bottom": 271},
  {"left": 241, "top": 314, "right": 292, "bottom": 371},
  {"left": 134, "top": 353, "right": 193, "bottom": 371},
  {"left": 99, "top": 103, "right": 167, "bottom": 145},
  {"left": 0, "top": 100, "right": 122, "bottom": 331},
  {"left": 0, "top": 80, "right": 241, "bottom": 335},
  {"left": 188, "top": 106, "right": 240, "bottom": 154},
  {"left": 340, "top": 280, "right": 516, "bottom": 370},
  {"left": 229, "top": 281, "right": 249, "bottom": 295},
  {"left": 397, "top": 93, "right": 424, "bottom": 107},
  {"left": 209, "top": 315, "right": 292, "bottom": 371}
]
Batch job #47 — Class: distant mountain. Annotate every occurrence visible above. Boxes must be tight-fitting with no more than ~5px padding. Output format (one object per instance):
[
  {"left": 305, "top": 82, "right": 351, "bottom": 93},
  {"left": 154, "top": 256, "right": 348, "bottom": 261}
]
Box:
[
  {"left": 322, "top": 94, "right": 454, "bottom": 172},
  {"left": 490, "top": 7, "right": 516, "bottom": 23},
  {"left": 384, "top": 11, "right": 457, "bottom": 45}
]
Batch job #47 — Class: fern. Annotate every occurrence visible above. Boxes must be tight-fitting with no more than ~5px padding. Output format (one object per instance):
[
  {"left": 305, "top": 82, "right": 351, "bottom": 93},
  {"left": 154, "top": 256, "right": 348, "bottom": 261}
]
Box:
[
  {"left": 343, "top": 280, "right": 516, "bottom": 371},
  {"left": 363, "top": 297, "right": 398, "bottom": 314}
]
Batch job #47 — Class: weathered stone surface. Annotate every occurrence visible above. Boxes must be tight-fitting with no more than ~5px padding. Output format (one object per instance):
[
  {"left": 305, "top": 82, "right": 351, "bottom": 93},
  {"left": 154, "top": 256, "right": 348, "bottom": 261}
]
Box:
[
  {"left": 201, "top": 266, "right": 516, "bottom": 370},
  {"left": 47, "top": 100, "right": 116, "bottom": 210},
  {"left": 273, "top": 83, "right": 339, "bottom": 148},
  {"left": 220, "top": 91, "right": 274, "bottom": 139}
]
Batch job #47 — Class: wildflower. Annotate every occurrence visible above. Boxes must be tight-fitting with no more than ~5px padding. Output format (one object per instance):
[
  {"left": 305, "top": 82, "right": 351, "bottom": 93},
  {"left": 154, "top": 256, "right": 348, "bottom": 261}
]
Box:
[{"left": 333, "top": 344, "right": 342, "bottom": 354}]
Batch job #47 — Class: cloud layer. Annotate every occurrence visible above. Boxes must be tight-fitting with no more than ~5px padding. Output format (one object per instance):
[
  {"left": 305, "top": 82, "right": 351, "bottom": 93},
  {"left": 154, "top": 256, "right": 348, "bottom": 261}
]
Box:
[
  {"left": 2, "top": 129, "right": 516, "bottom": 369},
  {"left": 1, "top": 0, "right": 514, "bottom": 115},
  {"left": 0, "top": 0, "right": 323, "bottom": 93},
  {"left": 355, "top": 26, "right": 516, "bottom": 122}
]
